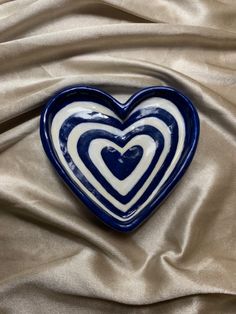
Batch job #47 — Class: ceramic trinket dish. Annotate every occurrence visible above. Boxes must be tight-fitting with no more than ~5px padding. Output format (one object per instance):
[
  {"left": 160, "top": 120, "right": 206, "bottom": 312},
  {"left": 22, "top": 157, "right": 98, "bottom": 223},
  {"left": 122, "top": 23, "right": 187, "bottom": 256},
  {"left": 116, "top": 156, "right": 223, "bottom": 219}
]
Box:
[{"left": 40, "top": 86, "right": 200, "bottom": 232}]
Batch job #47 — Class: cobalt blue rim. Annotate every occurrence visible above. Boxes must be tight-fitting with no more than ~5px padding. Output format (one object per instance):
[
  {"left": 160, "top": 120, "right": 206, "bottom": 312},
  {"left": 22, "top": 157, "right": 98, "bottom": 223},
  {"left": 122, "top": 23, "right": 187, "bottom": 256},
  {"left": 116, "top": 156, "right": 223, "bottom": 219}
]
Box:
[{"left": 40, "top": 85, "right": 200, "bottom": 232}]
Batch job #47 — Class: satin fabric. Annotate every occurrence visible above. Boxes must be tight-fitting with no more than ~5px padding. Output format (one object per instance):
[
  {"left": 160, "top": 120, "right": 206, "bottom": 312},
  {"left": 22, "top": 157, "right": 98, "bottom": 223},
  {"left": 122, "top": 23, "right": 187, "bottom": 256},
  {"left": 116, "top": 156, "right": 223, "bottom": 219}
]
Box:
[{"left": 0, "top": 1, "right": 235, "bottom": 313}]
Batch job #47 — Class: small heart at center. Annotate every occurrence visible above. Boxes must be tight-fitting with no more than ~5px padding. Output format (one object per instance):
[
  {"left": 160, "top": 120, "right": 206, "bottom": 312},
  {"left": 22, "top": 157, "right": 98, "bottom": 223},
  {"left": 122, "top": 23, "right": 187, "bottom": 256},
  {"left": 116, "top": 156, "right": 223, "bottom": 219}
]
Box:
[{"left": 101, "top": 145, "right": 143, "bottom": 180}]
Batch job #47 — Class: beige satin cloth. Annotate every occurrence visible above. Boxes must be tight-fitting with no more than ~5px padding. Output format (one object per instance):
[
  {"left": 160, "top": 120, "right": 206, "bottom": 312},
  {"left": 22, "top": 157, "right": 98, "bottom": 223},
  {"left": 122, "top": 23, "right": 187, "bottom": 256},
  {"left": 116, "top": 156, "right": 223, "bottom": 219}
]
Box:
[{"left": 0, "top": 0, "right": 236, "bottom": 313}]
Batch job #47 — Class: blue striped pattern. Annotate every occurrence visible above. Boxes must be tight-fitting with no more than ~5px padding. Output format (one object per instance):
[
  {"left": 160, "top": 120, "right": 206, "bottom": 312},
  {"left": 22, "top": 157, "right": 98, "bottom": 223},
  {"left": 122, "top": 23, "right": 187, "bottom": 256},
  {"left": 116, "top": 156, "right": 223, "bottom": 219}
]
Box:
[{"left": 40, "top": 86, "right": 200, "bottom": 231}]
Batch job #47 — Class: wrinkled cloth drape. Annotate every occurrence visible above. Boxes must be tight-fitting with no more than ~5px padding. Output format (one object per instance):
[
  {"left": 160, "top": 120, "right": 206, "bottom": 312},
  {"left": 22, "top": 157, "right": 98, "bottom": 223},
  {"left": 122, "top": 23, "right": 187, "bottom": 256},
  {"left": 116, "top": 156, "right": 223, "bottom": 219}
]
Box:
[{"left": 0, "top": 1, "right": 235, "bottom": 313}]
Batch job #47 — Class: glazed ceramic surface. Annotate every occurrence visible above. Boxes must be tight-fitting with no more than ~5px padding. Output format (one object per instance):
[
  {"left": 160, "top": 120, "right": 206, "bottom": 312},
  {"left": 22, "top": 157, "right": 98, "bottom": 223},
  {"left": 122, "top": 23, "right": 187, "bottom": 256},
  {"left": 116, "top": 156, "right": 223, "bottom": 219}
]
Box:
[{"left": 40, "top": 86, "right": 199, "bottom": 232}]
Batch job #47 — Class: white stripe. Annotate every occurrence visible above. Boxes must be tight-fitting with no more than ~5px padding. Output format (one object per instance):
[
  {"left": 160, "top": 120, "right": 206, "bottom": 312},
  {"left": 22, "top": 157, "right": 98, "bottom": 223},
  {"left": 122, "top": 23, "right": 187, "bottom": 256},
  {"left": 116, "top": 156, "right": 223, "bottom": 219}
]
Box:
[
  {"left": 89, "top": 135, "right": 156, "bottom": 195},
  {"left": 51, "top": 98, "right": 185, "bottom": 221},
  {"left": 67, "top": 119, "right": 170, "bottom": 211}
]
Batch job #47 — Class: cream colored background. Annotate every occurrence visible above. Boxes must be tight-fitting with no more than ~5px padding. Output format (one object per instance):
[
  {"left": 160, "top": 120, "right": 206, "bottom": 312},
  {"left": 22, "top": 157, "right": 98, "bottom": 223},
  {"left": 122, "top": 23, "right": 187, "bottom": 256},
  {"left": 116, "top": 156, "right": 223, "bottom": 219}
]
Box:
[{"left": 0, "top": 0, "right": 235, "bottom": 313}]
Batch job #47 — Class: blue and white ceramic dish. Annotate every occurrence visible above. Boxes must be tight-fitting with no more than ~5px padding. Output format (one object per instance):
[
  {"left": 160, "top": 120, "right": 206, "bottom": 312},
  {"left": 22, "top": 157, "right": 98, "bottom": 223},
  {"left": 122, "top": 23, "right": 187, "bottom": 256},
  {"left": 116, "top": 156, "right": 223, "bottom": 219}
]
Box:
[{"left": 40, "top": 86, "right": 200, "bottom": 232}]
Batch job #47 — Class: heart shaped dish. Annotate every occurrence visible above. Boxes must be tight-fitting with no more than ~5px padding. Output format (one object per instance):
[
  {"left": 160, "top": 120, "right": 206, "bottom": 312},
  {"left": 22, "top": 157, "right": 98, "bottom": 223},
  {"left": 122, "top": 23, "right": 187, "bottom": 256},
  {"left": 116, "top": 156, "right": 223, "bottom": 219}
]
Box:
[{"left": 40, "top": 86, "right": 200, "bottom": 232}]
